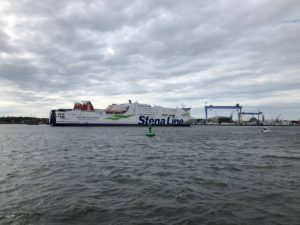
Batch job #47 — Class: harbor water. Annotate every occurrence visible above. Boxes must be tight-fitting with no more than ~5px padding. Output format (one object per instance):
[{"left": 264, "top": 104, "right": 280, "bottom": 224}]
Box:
[{"left": 0, "top": 125, "right": 300, "bottom": 225}]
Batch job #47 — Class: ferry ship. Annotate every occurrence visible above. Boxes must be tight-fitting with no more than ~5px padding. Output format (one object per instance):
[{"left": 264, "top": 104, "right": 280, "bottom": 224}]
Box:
[{"left": 49, "top": 100, "right": 192, "bottom": 126}]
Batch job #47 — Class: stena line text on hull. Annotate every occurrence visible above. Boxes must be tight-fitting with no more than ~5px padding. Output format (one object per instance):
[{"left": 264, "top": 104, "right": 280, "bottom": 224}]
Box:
[{"left": 138, "top": 116, "right": 184, "bottom": 125}]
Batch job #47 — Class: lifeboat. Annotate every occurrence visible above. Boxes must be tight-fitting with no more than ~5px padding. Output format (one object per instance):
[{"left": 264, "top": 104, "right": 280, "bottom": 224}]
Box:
[{"left": 105, "top": 104, "right": 129, "bottom": 114}]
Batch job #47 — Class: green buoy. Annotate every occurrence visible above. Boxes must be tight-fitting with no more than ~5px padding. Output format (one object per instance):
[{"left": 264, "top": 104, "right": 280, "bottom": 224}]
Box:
[{"left": 146, "top": 126, "right": 155, "bottom": 137}]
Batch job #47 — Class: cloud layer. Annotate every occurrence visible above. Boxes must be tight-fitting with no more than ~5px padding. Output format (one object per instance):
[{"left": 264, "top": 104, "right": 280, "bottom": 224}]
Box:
[{"left": 0, "top": 0, "right": 299, "bottom": 118}]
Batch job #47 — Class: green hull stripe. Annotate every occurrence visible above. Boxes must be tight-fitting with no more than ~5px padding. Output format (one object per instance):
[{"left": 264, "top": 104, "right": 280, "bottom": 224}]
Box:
[{"left": 105, "top": 115, "right": 133, "bottom": 120}]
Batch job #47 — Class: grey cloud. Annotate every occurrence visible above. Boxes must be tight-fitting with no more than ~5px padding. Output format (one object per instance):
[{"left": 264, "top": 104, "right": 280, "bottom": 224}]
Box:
[
  {"left": 0, "top": 59, "right": 40, "bottom": 83},
  {"left": 0, "top": 31, "right": 17, "bottom": 53},
  {"left": 0, "top": 0, "right": 300, "bottom": 118}
]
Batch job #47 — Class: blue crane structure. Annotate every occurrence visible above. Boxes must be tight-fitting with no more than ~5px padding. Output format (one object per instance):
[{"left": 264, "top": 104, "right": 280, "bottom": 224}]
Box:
[
  {"left": 204, "top": 104, "right": 242, "bottom": 124},
  {"left": 238, "top": 111, "right": 264, "bottom": 123}
]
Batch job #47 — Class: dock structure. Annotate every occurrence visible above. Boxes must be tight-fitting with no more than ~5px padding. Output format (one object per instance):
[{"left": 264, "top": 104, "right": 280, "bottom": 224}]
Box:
[
  {"left": 204, "top": 104, "right": 242, "bottom": 124},
  {"left": 238, "top": 111, "right": 263, "bottom": 118},
  {"left": 238, "top": 111, "right": 264, "bottom": 124}
]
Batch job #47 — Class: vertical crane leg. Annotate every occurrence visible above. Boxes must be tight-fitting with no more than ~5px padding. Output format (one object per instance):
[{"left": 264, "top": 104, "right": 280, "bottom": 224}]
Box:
[{"left": 205, "top": 107, "right": 208, "bottom": 124}]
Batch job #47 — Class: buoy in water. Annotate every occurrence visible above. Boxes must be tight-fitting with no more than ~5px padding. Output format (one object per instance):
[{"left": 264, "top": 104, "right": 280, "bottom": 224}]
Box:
[{"left": 146, "top": 126, "right": 155, "bottom": 137}]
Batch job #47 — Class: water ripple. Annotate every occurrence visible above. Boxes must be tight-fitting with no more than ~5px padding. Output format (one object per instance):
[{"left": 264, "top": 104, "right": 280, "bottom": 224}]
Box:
[{"left": 0, "top": 125, "right": 300, "bottom": 225}]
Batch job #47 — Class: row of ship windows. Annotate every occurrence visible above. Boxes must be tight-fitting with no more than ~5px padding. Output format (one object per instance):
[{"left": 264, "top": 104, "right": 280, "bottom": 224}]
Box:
[
  {"left": 133, "top": 109, "right": 154, "bottom": 111},
  {"left": 57, "top": 113, "right": 65, "bottom": 118}
]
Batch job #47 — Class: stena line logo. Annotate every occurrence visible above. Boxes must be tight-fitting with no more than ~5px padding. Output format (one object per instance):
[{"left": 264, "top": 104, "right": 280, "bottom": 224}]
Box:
[{"left": 138, "top": 116, "right": 184, "bottom": 125}]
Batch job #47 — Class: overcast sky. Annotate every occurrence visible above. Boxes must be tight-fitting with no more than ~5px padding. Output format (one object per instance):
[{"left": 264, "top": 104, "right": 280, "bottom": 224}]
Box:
[{"left": 0, "top": 0, "right": 299, "bottom": 119}]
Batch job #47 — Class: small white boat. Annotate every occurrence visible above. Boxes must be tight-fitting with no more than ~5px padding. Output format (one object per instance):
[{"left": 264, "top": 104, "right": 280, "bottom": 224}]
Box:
[{"left": 260, "top": 127, "right": 271, "bottom": 133}]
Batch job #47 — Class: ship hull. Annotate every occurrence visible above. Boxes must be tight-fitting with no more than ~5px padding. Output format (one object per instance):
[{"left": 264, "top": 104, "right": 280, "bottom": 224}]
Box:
[
  {"left": 50, "top": 101, "right": 192, "bottom": 127},
  {"left": 51, "top": 123, "right": 191, "bottom": 127}
]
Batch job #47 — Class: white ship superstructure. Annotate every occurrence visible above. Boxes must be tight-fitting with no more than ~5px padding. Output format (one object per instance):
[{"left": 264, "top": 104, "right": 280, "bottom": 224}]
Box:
[{"left": 50, "top": 101, "right": 192, "bottom": 126}]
